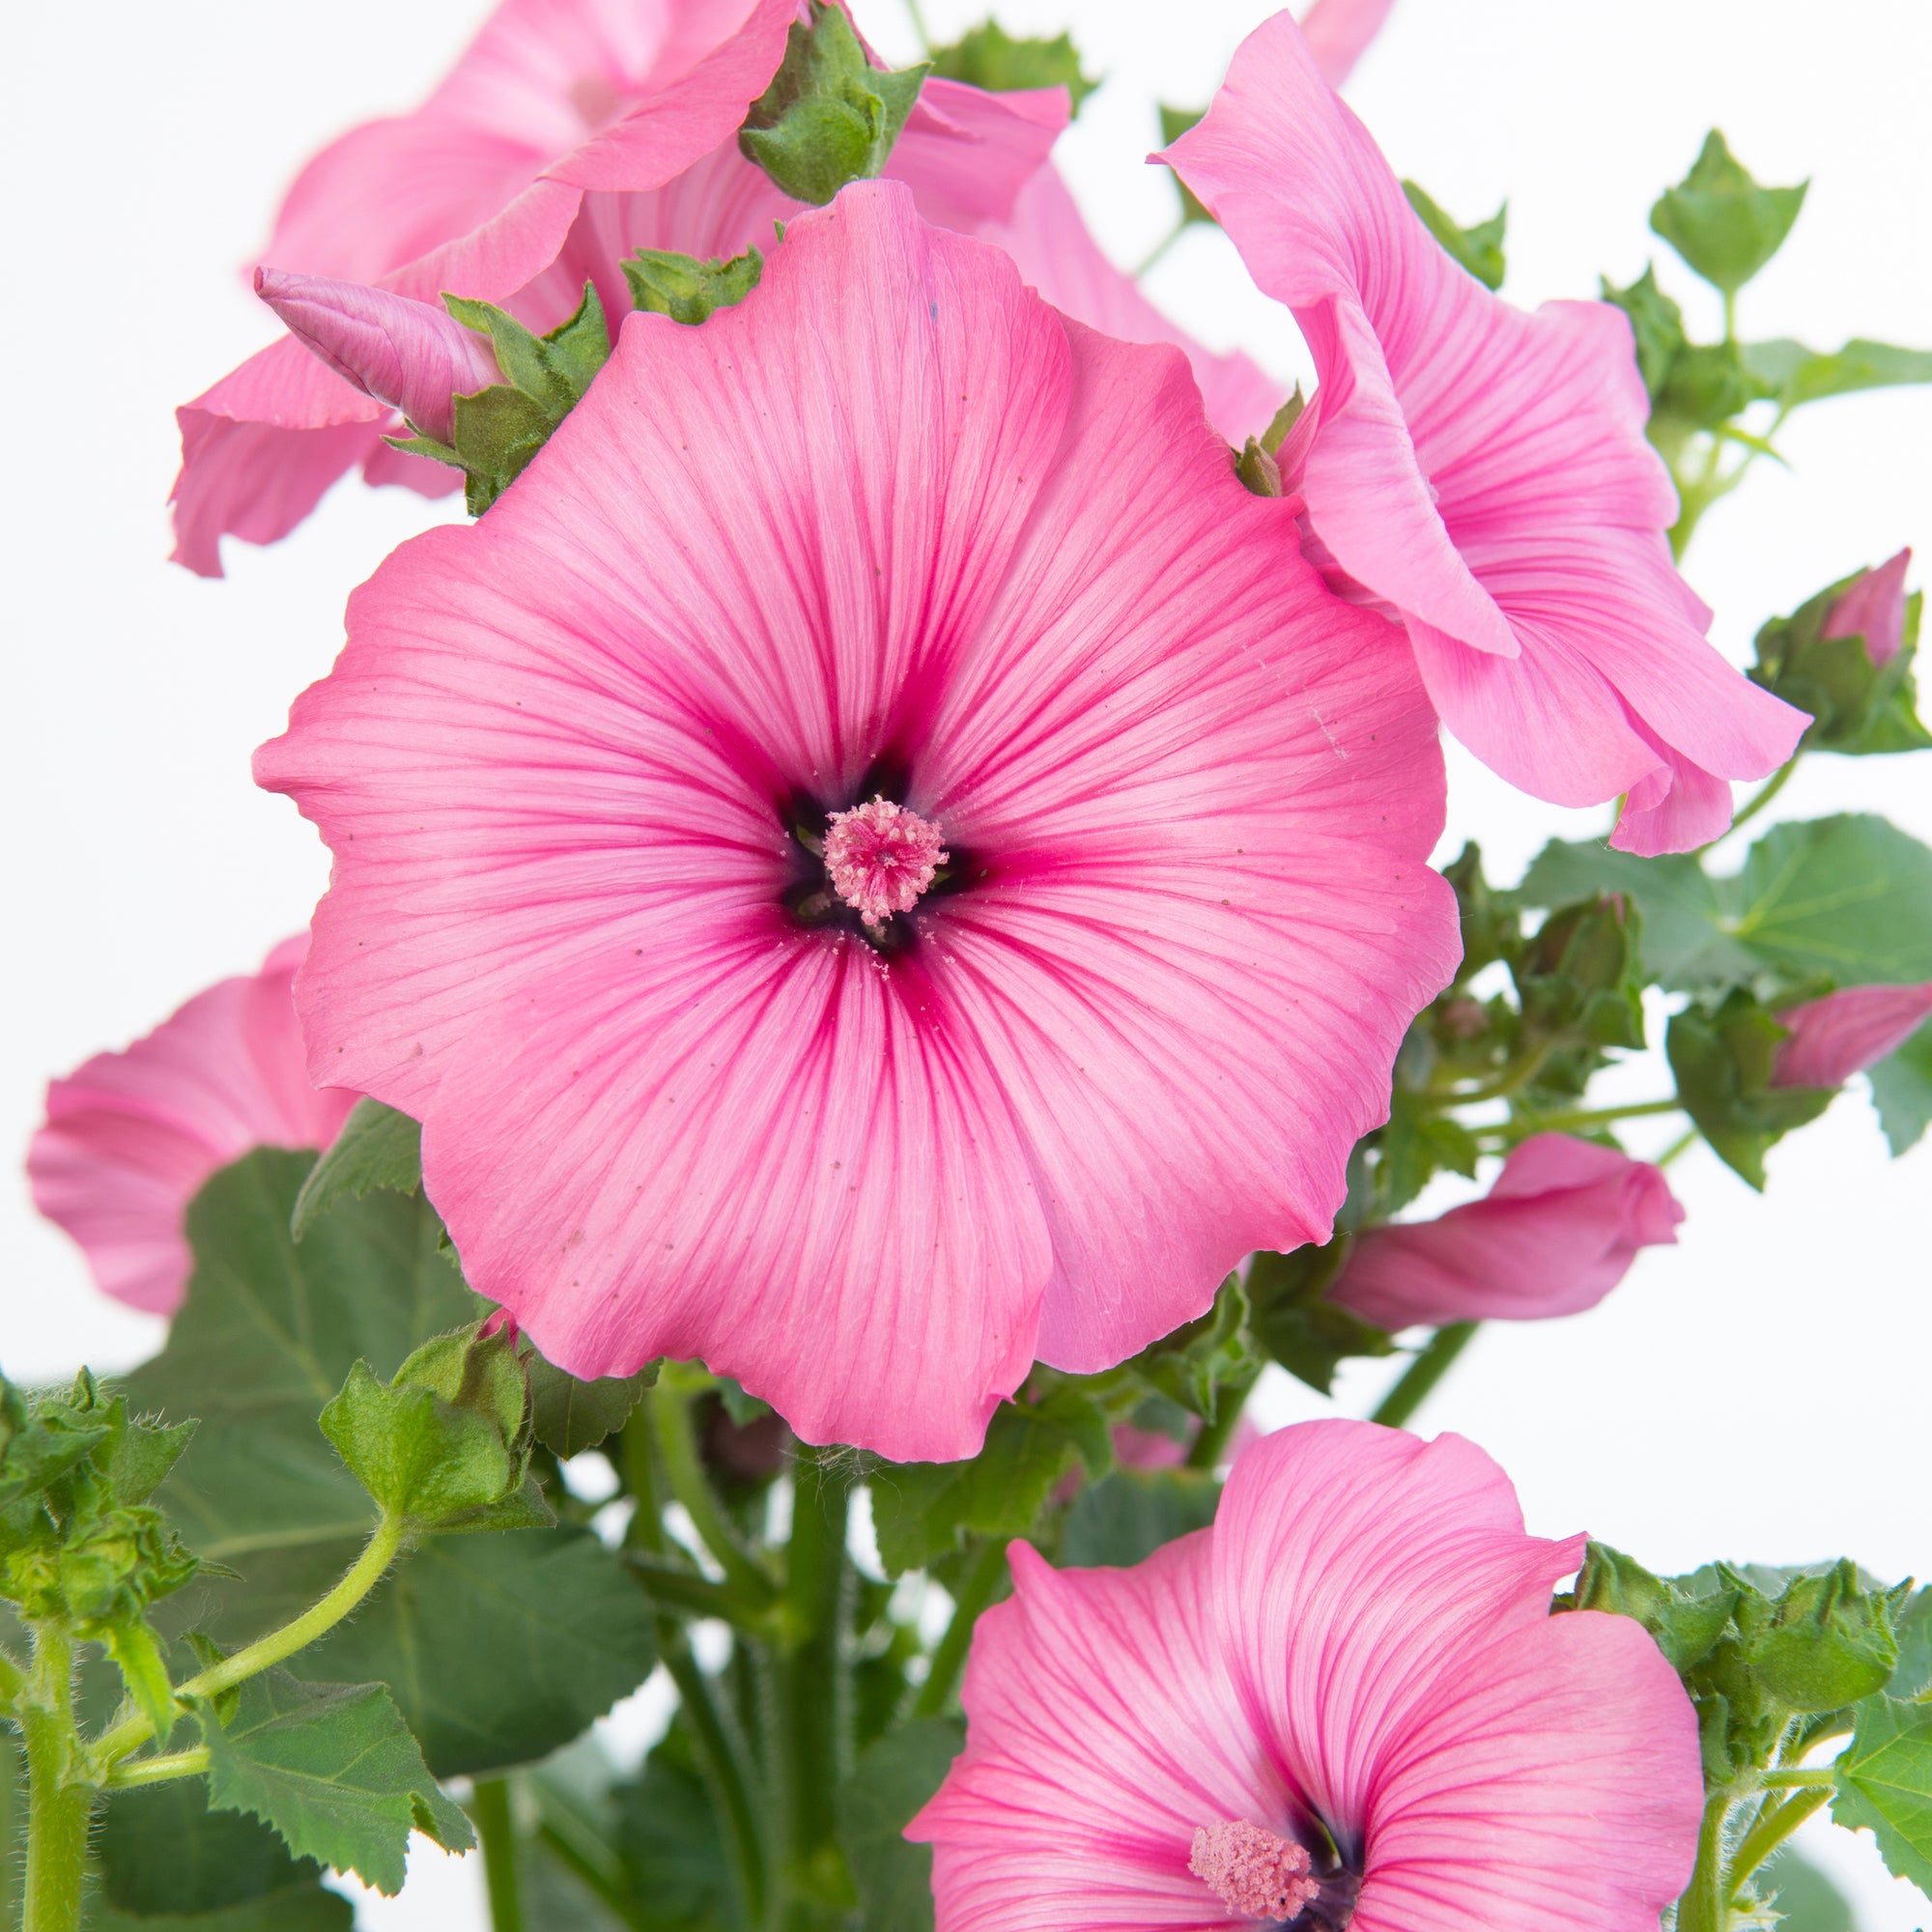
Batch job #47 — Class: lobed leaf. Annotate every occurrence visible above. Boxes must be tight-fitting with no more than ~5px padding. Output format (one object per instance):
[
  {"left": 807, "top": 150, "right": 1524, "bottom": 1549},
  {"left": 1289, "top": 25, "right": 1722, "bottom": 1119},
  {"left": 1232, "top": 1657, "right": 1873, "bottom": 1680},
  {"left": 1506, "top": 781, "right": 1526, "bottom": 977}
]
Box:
[
  {"left": 290, "top": 1099, "right": 423, "bottom": 1240},
  {"left": 1832, "top": 1693, "right": 1932, "bottom": 1893}
]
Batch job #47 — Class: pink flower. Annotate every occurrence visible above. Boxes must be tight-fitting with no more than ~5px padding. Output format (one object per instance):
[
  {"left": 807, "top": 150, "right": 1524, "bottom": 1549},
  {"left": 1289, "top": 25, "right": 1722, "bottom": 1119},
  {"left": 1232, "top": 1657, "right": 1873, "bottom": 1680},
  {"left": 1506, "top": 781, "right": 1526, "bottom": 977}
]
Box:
[
  {"left": 1771, "top": 981, "right": 1932, "bottom": 1090},
  {"left": 1328, "top": 1134, "right": 1685, "bottom": 1331},
  {"left": 28, "top": 938, "right": 357, "bottom": 1316},
  {"left": 254, "top": 184, "right": 1457, "bottom": 1461},
  {"left": 1163, "top": 13, "right": 1805, "bottom": 856},
  {"left": 1821, "top": 549, "right": 1913, "bottom": 668},
  {"left": 1299, "top": 0, "right": 1400, "bottom": 87},
  {"left": 909, "top": 1420, "right": 1704, "bottom": 1932}
]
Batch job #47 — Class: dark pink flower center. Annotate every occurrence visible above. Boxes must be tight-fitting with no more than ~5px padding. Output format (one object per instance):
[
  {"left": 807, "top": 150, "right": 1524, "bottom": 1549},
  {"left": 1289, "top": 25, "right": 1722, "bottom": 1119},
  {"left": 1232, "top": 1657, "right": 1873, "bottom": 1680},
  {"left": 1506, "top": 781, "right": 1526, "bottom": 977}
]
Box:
[
  {"left": 1189, "top": 1820, "right": 1321, "bottom": 1922},
  {"left": 822, "top": 797, "right": 949, "bottom": 929}
]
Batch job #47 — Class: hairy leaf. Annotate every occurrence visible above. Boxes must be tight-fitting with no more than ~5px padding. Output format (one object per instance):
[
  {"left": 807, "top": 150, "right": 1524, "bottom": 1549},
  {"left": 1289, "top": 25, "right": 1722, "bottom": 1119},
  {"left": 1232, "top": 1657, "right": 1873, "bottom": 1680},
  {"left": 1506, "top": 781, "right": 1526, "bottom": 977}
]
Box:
[
  {"left": 290, "top": 1100, "right": 423, "bottom": 1239},
  {"left": 1833, "top": 1693, "right": 1932, "bottom": 1892}
]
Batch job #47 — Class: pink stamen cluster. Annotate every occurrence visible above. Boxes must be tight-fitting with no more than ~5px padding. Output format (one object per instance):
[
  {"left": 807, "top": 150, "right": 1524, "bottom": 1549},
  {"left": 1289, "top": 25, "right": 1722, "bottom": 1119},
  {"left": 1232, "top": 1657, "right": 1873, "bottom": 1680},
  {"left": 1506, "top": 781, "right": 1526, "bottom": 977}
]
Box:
[
  {"left": 1188, "top": 1820, "right": 1320, "bottom": 1923},
  {"left": 822, "top": 797, "right": 949, "bottom": 929}
]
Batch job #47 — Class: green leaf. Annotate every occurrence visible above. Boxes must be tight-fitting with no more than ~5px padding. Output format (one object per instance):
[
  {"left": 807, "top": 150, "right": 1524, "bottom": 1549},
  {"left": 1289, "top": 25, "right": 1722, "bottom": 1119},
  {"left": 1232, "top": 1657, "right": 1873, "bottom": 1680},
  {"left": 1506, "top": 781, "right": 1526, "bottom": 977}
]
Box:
[
  {"left": 1745, "top": 335, "right": 1932, "bottom": 412},
  {"left": 929, "top": 23, "right": 1097, "bottom": 113},
  {"left": 1520, "top": 840, "right": 1741, "bottom": 989},
  {"left": 835, "top": 1719, "right": 963, "bottom": 1932},
  {"left": 739, "top": 3, "right": 928, "bottom": 206},
  {"left": 1245, "top": 1242, "right": 1394, "bottom": 1394},
  {"left": 1833, "top": 1693, "right": 1932, "bottom": 1892},
  {"left": 102, "top": 1618, "right": 180, "bottom": 1746},
  {"left": 1157, "top": 105, "right": 1214, "bottom": 227},
  {"left": 1061, "top": 1468, "right": 1221, "bottom": 1569},
  {"left": 1650, "top": 130, "right": 1807, "bottom": 296},
  {"left": 1869, "top": 1019, "right": 1932, "bottom": 1156},
  {"left": 295, "top": 1528, "right": 657, "bottom": 1777},
  {"left": 1602, "top": 266, "right": 1689, "bottom": 403},
  {"left": 99, "top": 1777, "right": 347, "bottom": 1924},
  {"left": 290, "top": 1100, "right": 423, "bottom": 1240},
  {"left": 868, "top": 1387, "right": 1110, "bottom": 1576},
  {"left": 622, "top": 247, "right": 763, "bottom": 326},
  {"left": 1402, "top": 181, "right": 1505, "bottom": 290},
  {"left": 1890, "top": 1586, "right": 1932, "bottom": 1699},
  {"left": 1666, "top": 991, "right": 1833, "bottom": 1187},
  {"left": 525, "top": 1351, "right": 655, "bottom": 1460},
  {"left": 611, "top": 1726, "right": 739, "bottom": 1929},
  {"left": 197, "top": 1669, "right": 472, "bottom": 1896},
  {"left": 95, "top": 1890, "right": 354, "bottom": 1931}
]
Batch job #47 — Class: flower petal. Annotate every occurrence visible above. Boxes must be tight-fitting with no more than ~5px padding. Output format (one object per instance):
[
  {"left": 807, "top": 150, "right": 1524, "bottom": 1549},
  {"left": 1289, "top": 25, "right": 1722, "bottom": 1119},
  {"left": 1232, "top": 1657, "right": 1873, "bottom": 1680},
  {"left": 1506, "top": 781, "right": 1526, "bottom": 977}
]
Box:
[
  {"left": 1773, "top": 980, "right": 1932, "bottom": 1089},
  {"left": 888, "top": 76, "right": 1068, "bottom": 231}
]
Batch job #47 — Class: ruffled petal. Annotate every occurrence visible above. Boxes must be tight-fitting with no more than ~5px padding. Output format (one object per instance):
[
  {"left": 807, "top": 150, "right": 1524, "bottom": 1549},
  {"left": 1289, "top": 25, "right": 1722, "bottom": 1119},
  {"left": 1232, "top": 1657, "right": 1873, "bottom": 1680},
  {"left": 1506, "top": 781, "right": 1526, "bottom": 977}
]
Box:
[
  {"left": 919, "top": 324, "right": 1455, "bottom": 1368},
  {"left": 1210, "top": 1421, "right": 1585, "bottom": 1858},
  {"left": 912, "top": 1538, "right": 1284, "bottom": 1930},
  {"left": 888, "top": 77, "right": 1068, "bottom": 230}
]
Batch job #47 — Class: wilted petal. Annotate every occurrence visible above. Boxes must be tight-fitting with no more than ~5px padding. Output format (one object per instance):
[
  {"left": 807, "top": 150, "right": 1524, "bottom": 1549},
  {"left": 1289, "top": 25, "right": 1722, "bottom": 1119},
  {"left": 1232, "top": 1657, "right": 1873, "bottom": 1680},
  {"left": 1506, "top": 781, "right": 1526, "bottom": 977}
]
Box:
[{"left": 1772, "top": 980, "right": 1932, "bottom": 1089}]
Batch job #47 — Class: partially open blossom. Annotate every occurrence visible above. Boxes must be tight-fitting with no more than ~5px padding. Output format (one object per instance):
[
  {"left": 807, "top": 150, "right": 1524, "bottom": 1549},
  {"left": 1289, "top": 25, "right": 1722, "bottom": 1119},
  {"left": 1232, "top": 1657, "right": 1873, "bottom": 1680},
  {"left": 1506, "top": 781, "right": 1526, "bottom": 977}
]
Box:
[
  {"left": 1821, "top": 549, "right": 1913, "bottom": 668},
  {"left": 254, "top": 270, "right": 502, "bottom": 446},
  {"left": 910, "top": 1420, "right": 1703, "bottom": 1932},
  {"left": 1772, "top": 981, "right": 1932, "bottom": 1090},
  {"left": 1164, "top": 13, "right": 1805, "bottom": 855},
  {"left": 255, "top": 184, "right": 1456, "bottom": 1461},
  {"left": 177, "top": 0, "right": 1255, "bottom": 572},
  {"left": 28, "top": 938, "right": 356, "bottom": 1316},
  {"left": 1328, "top": 1134, "right": 1685, "bottom": 1331}
]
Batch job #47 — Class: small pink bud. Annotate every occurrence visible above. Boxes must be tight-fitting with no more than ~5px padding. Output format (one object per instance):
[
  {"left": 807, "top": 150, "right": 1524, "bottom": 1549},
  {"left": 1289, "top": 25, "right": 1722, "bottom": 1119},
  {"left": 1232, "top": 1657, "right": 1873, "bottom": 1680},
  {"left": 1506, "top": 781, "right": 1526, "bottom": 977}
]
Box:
[
  {"left": 1821, "top": 549, "right": 1913, "bottom": 669},
  {"left": 255, "top": 269, "right": 501, "bottom": 446},
  {"left": 1771, "top": 981, "right": 1932, "bottom": 1089}
]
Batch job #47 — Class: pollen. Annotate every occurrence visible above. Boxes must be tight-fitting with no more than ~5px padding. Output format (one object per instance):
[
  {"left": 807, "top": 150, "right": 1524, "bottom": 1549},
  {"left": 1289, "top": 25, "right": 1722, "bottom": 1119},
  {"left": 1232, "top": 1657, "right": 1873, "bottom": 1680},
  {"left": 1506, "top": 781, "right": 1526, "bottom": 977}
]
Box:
[
  {"left": 1188, "top": 1820, "right": 1319, "bottom": 1923},
  {"left": 823, "top": 797, "right": 948, "bottom": 928}
]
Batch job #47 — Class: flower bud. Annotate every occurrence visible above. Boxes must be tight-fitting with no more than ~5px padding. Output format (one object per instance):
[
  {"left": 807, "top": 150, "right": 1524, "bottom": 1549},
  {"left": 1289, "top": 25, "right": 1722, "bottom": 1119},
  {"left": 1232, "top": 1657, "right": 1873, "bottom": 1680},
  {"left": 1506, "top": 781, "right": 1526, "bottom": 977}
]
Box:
[
  {"left": 1771, "top": 980, "right": 1932, "bottom": 1090},
  {"left": 1745, "top": 1561, "right": 1901, "bottom": 1714},
  {"left": 1822, "top": 549, "right": 1913, "bottom": 668},
  {"left": 255, "top": 269, "right": 501, "bottom": 446}
]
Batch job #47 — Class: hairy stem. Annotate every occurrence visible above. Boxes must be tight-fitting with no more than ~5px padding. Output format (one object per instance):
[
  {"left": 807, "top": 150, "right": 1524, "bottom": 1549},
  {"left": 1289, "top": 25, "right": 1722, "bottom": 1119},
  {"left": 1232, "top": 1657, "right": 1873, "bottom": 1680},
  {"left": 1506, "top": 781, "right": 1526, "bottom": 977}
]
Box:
[
  {"left": 1676, "top": 1790, "right": 1733, "bottom": 1932},
  {"left": 21, "top": 1628, "right": 89, "bottom": 1932},
  {"left": 1727, "top": 1784, "right": 1833, "bottom": 1897},
  {"left": 471, "top": 1776, "right": 525, "bottom": 1932},
  {"left": 93, "top": 1512, "right": 406, "bottom": 1771},
  {"left": 915, "top": 1539, "right": 1008, "bottom": 1719},
  {"left": 1370, "top": 1323, "right": 1478, "bottom": 1430},
  {"left": 102, "top": 1745, "right": 210, "bottom": 1791},
  {"left": 650, "top": 1388, "right": 778, "bottom": 1607},
  {"left": 623, "top": 1552, "right": 765, "bottom": 1629}
]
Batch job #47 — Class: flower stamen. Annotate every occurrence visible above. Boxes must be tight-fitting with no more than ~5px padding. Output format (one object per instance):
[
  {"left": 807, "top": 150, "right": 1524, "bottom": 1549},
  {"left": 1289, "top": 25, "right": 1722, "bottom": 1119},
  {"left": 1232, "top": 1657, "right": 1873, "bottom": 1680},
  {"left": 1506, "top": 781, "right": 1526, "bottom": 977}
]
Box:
[
  {"left": 1189, "top": 1820, "right": 1320, "bottom": 1923},
  {"left": 822, "top": 797, "right": 948, "bottom": 928}
]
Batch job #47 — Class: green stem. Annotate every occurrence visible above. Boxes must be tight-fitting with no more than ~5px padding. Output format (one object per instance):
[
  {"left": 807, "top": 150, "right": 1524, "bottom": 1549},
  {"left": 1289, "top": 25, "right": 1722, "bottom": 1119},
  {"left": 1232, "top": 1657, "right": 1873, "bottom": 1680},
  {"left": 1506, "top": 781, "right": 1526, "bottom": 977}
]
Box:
[
  {"left": 915, "top": 1540, "right": 1008, "bottom": 1719},
  {"left": 1369, "top": 1323, "right": 1478, "bottom": 1430},
  {"left": 20, "top": 1629, "right": 89, "bottom": 1932},
  {"left": 101, "top": 1745, "right": 210, "bottom": 1791},
  {"left": 1726, "top": 1784, "right": 1833, "bottom": 1896},
  {"left": 1658, "top": 1126, "right": 1700, "bottom": 1169},
  {"left": 1186, "top": 1369, "right": 1260, "bottom": 1470},
  {"left": 1134, "top": 217, "right": 1188, "bottom": 279},
  {"left": 1676, "top": 1790, "right": 1732, "bottom": 1932},
  {"left": 535, "top": 1822, "right": 648, "bottom": 1931},
  {"left": 1484, "top": 1096, "right": 1684, "bottom": 1138},
  {"left": 1758, "top": 1767, "right": 1837, "bottom": 1791},
  {"left": 1720, "top": 757, "right": 1798, "bottom": 840},
  {"left": 903, "top": 0, "right": 931, "bottom": 54},
  {"left": 623, "top": 1552, "right": 767, "bottom": 1629},
  {"left": 650, "top": 1389, "right": 778, "bottom": 1607},
  {"left": 663, "top": 1635, "right": 768, "bottom": 1926},
  {"left": 471, "top": 1776, "right": 525, "bottom": 1932},
  {"left": 93, "top": 1512, "right": 407, "bottom": 1772}
]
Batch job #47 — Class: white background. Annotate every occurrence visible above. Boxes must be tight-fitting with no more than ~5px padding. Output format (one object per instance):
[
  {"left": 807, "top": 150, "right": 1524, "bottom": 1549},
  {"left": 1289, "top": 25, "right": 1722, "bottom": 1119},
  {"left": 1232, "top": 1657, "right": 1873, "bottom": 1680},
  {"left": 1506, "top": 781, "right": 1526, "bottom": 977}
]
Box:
[{"left": 3, "top": 0, "right": 1928, "bottom": 1924}]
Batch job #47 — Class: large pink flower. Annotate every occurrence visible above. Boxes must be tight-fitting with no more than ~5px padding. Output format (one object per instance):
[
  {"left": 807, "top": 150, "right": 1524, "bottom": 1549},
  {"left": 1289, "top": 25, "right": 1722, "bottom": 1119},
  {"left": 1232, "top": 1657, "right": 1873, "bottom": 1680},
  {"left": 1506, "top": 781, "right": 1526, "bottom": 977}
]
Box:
[
  {"left": 254, "top": 184, "right": 1457, "bottom": 1461},
  {"left": 1164, "top": 13, "right": 1805, "bottom": 856},
  {"left": 28, "top": 938, "right": 356, "bottom": 1316},
  {"left": 910, "top": 1420, "right": 1703, "bottom": 1932},
  {"left": 1328, "top": 1133, "right": 1685, "bottom": 1330}
]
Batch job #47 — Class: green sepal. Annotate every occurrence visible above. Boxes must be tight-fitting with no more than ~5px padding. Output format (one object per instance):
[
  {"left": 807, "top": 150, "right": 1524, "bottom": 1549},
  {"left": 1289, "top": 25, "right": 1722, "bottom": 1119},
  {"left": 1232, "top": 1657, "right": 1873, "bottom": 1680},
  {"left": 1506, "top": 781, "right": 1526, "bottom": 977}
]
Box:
[
  {"left": 1742, "top": 1559, "right": 1900, "bottom": 1713},
  {"left": 1743, "top": 335, "right": 1932, "bottom": 412},
  {"left": 930, "top": 22, "right": 1098, "bottom": 113},
  {"left": 1666, "top": 989, "right": 1833, "bottom": 1188},
  {"left": 738, "top": 3, "right": 928, "bottom": 206},
  {"left": 1260, "top": 389, "right": 1305, "bottom": 457},
  {"left": 1649, "top": 129, "right": 1807, "bottom": 296},
  {"left": 290, "top": 1099, "right": 424, "bottom": 1241},
  {"left": 194, "top": 1668, "right": 473, "bottom": 1896},
  {"left": 1124, "top": 1273, "right": 1257, "bottom": 1422},
  {"left": 1234, "top": 437, "right": 1282, "bottom": 497},
  {"left": 1750, "top": 570, "right": 1929, "bottom": 756},
  {"left": 1245, "top": 1241, "right": 1395, "bottom": 1395},
  {"left": 101, "top": 1617, "right": 179, "bottom": 1746},
  {"left": 1515, "top": 892, "right": 1647, "bottom": 1053},
  {"left": 1565, "top": 1542, "right": 1738, "bottom": 1674},
  {"left": 1831, "top": 1692, "right": 1932, "bottom": 1892},
  {"left": 1659, "top": 339, "right": 1754, "bottom": 431},
  {"left": 1402, "top": 181, "right": 1505, "bottom": 290},
  {"left": 1602, "top": 265, "right": 1688, "bottom": 405},
  {"left": 622, "top": 244, "right": 764, "bottom": 325},
  {"left": 0, "top": 1374, "right": 110, "bottom": 1514},
  {"left": 1157, "top": 105, "right": 1214, "bottom": 226}
]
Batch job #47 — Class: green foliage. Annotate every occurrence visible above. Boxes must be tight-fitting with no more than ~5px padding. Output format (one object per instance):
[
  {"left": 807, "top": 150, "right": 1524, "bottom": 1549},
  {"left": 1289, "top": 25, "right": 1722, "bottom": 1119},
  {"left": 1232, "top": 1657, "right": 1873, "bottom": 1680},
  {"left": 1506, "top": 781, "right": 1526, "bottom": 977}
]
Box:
[
  {"left": 98, "top": 1778, "right": 348, "bottom": 1925},
  {"left": 1650, "top": 130, "right": 1806, "bottom": 296},
  {"left": 1157, "top": 106, "right": 1213, "bottom": 227},
  {"left": 608, "top": 1726, "right": 740, "bottom": 1928},
  {"left": 297, "top": 1528, "right": 657, "bottom": 1777},
  {"left": 1521, "top": 840, "right": 1735, "bottom": 988},
  {"left": 196, "top": 1668, "right": 472, "bottom": 1894},
  {"left": 391, "top": 284, "right": 611, "bottom": 512},
  {"left": 1603, "top": 265, "right": 1689, "bottom": 404},
  {"left": 739, "top": 4, "right": 928, "bottom": 206},
  {"left": 622, "top": 247, "right": 764, "bottom": 326},
  {"left": 1744, "top": 336, "right": 1932, "bottom": 412},
  {"left": 1751, "top": 571, "right": 1929, "bottom": 756},
  {"left": 1061, "top": 1469, "right": 1220, "bottom": 1569},
  {"left": 1758, "top": 1847, "right": 1857, "bottom": 1932},
  {"left": 1516, "top": 891, "right": 1647, "bottom": 1054},
  {"left": 524, "top": 1350, "right": 655, "bottom": 1460},
  {"left": 1662, "top": 340, "right": 1754, "bottom": 430},
  {"left": 1666, "top": 990, "right": 1834, "bottom": 1188},
  {"left": 1868, "top": 1020, "right": 1932, "bottom": 1156},
  {"left": 1402, "top": 181, "right": 1506, "bottom": 290},
  {"left": 836, "top": 1719, "right": 962, "bottom": 1932},
  {"left": 1124, "top": 1274, "right": 1257, "bottom": 1421},
  {"left": 289, "top": 1099, "right": 422, "bottom": 1240},
  {"left": 1832, "top": 1693, "right": 1932, "bottom": 1892},
  {"left": 928, "top": 22, "right": 1096, "bottom": 113},
  {"left": 868, "top": 1387, "right": 1111, "bottom": 1575},
  {"left": 1244, "top": 1242, "right": 1394, "bottom": 1394}
]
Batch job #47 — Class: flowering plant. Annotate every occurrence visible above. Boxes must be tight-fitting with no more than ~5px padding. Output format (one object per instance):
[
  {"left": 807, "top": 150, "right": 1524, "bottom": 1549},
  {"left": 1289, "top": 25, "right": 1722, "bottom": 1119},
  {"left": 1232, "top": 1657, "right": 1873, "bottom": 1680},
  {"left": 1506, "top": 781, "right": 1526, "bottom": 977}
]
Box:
[{"left": 5, "top": 5, "right": 1930, "bottom": 1932}]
